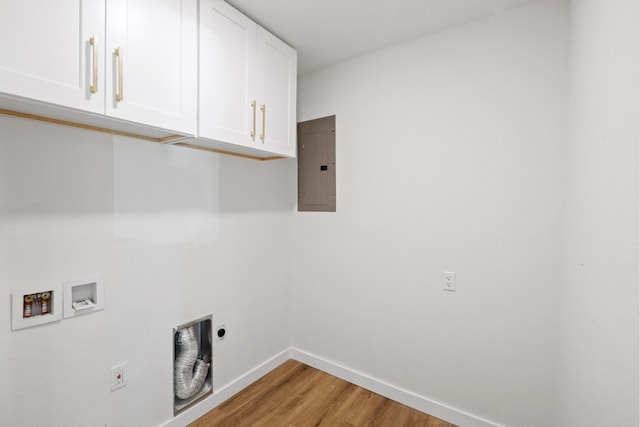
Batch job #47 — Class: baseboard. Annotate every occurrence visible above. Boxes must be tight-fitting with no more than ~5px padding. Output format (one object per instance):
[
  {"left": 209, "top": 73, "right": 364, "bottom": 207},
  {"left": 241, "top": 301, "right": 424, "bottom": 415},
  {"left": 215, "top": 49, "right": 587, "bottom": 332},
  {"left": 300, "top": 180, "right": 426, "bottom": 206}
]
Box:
[
  {"left": 160, "top": 348, "right": 292, "bottom": 427},
  {"left": 290, "top": 348, "right": 504, "bottom": 427},
  {"left": 161, "top": 347, "right": 504, "bottom": 427}
]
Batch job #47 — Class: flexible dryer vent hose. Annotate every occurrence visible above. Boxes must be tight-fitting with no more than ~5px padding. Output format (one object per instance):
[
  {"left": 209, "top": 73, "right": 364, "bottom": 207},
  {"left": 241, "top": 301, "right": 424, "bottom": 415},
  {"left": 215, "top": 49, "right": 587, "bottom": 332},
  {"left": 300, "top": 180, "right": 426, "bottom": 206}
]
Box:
[{"left": 174, "top": 326, "right": 210, "bottom": 400}]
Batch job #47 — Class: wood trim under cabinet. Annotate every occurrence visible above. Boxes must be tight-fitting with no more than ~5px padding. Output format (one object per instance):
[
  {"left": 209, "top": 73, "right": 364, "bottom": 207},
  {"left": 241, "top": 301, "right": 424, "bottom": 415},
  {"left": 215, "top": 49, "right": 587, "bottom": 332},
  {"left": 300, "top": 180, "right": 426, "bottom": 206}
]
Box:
[
  {"left": 0, "top": 108, "right": 185, "bottom": 143},
  {"left": 173, "top": 142, "right": 285, "bottom": 161},
  {"left": 0, "top": 108, "right": 285, "bottom": 161}
]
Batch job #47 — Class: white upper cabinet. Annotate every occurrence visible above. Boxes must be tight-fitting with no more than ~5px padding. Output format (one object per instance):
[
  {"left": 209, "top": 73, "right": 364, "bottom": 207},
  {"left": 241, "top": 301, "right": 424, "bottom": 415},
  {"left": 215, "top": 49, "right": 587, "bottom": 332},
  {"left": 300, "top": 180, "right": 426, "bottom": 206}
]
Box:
[
  {"left": 256, "top": 27, "right": 297, "bottom": 156},
  {"left": 0, "top": 0, "right": 197, "bottom": 137},
  {"left": 106, "top": 0, "right": 197, "bottom": 134},
  {"left": 0, "top": 0, "right": 292, "bottom": 156},
  {"left": 199, "top": 0, "right": 297, "bottom": 158},
  {"left": 0, "top": 0, "right": 105, "bottom": 114},
  {"left": 199, "top": 0, "right": 256, "bottom": 147}
]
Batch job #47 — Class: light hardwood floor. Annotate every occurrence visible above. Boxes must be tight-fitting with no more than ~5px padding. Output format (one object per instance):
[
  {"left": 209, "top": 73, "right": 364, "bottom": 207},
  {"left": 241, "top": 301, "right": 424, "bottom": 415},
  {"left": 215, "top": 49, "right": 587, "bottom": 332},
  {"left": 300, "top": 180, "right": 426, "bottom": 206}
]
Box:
[{"left": 190, "top": 360, "right": 457, "bottom": 427}]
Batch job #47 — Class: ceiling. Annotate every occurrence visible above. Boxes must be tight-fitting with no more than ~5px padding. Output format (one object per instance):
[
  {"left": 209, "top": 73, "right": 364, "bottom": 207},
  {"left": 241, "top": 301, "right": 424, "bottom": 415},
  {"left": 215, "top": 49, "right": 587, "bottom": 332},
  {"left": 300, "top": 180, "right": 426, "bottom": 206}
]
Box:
[{"left": 226, "top": 0, "right": 538, "bottom": 74}]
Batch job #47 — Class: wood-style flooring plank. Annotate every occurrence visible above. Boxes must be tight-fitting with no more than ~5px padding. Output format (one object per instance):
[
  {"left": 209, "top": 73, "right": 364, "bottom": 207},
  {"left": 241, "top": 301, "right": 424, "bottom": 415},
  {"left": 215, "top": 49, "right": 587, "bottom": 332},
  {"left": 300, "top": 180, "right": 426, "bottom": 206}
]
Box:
[{"left": 189, "top": 360, "right": 457, "bottom": 427}]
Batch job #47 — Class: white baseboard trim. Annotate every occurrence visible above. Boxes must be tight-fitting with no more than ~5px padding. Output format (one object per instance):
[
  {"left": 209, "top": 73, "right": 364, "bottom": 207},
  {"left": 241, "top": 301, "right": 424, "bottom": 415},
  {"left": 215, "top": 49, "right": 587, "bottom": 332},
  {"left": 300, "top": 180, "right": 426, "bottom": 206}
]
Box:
[
  {"left": 290, "top": 348, "right": 504, "bottom": 427},
  {"left": 161, "top": 347, "right": 504, "bottom": 427},
  {"left": 160, "top": 348, "right": 292, "bottom": 427}
]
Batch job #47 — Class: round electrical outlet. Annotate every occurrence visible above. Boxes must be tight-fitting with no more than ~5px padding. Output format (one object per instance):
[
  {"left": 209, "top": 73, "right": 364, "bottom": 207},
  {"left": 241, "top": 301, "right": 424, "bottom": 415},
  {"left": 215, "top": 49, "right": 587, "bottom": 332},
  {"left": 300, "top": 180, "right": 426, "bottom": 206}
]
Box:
[{"left": 216, "top": 325, "right": 226, "bottom": 340}]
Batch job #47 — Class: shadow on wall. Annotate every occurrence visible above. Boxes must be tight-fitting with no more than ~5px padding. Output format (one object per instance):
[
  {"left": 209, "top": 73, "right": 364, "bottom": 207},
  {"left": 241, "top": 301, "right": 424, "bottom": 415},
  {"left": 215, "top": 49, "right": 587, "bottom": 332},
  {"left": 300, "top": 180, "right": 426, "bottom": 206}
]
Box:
[
  {"left": 0, "top": 115, "right": 295, "bottom": 246},
  {"left": 217, "top": 154, "right": 297, "bottom": 214},
  {"left": 0, "top": 116, "right": 114, "bottom": 217},
  {"left": 113, "top": 137, "right": 220, "bottom": 244}
]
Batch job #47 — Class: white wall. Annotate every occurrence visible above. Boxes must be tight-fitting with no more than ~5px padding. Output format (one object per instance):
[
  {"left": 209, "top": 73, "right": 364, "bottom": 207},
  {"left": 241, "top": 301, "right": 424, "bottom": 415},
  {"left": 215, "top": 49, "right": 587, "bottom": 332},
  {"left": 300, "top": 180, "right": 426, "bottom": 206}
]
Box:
[
  {"left": 3, "top": 1, "right": 638, "bottom": 426},
  {"left": 293, "top": 1, "right": 568, "bottom": 425},
  {"left": 555, "top": 0, "right": 640, "bottom": 425},
  {"left": 0, "top": 116, "right": 294, "bottom": 427}
]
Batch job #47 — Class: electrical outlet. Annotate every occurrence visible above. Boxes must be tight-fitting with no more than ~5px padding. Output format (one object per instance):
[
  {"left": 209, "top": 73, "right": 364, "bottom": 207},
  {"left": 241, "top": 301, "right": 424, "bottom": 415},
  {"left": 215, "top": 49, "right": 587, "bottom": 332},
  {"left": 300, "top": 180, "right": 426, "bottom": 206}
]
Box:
[
  {"left": 110, "top": 363, "right": 127, "bottom": 392},
  {"left": 443, "top": 271, "right": 456, "bottom": 292},
  {"left": 216, "top": 324, "right": 226, "bottom": 341}
]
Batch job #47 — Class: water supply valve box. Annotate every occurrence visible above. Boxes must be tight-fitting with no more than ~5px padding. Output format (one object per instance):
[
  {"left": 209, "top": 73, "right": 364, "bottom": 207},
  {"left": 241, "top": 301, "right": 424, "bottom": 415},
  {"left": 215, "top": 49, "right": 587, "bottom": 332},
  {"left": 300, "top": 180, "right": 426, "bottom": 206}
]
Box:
[{"left": 11, "top": 285, "right": 62, "bottom": 330}]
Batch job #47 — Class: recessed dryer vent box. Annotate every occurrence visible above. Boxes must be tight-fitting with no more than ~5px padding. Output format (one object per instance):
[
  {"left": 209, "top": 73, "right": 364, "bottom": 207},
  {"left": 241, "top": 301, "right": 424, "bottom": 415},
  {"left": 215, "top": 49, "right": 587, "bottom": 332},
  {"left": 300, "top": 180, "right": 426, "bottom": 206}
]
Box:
[
  {"left": 63, "top": 276, "right": 105, "bottom": 318},
  {"left": 11, "top": 284, "right": 62, "bottom": 330},
  {"left": 173, "top": 315, "right": 212, "bottom": 416}
]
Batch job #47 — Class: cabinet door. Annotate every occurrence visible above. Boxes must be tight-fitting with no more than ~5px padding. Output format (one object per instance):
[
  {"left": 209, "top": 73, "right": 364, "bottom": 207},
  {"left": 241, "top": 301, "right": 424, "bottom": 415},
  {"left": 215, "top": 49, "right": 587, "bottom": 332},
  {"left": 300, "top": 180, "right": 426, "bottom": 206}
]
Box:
[
  {"left": 0, "top": 0, "right": 105, "bottom": 114},
  {"left": 106, "top": 0, "right": 197, "bottom": 135},
  {"left": 199, "top": 0, "right": 257, "bottom": 147},
  {"left": 256, "top": 27, "right": 297, "bottom": 157}
]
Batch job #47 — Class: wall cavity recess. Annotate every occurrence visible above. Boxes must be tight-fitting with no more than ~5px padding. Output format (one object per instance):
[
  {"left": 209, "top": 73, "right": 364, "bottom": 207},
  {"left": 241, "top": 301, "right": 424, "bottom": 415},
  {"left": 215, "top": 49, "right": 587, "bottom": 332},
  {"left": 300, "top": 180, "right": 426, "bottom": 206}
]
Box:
[
  {"left": 174, "top": 315, "right": 213, "bottom": 415},
  {"left": 63, "top": 276, "right": 105, "bottom": 318}
]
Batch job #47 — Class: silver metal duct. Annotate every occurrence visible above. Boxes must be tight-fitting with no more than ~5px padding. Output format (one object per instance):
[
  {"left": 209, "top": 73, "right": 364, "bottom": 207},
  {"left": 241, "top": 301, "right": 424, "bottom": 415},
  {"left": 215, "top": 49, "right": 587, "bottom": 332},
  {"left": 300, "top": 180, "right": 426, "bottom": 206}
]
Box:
[{"left": 174, "top": 325, "right": 210, "bottom": 400}]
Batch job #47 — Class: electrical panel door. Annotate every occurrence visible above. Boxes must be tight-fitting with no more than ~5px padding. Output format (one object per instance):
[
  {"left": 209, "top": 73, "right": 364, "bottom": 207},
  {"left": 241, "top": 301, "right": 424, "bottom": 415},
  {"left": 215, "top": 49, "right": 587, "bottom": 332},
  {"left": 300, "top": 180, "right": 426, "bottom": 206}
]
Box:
[{"left": 297, "top": 115, "right": 336, "bottom": 212}]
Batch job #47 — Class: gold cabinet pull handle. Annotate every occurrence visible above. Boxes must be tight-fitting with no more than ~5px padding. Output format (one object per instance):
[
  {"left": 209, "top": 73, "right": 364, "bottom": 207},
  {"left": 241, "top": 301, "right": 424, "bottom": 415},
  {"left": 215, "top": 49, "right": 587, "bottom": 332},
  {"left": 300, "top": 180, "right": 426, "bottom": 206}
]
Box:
[
  {"left": 89, "top": 36, "right": 98, "bottom": 94},
  {"left": 250, "top": 100, "right": 256, "bottom": 137},
  {"left": 115, "top": 47, "right": 123, "bottom": 102},
  {"left": 260, "top": 104, "right": 266, "bottom": 140}
]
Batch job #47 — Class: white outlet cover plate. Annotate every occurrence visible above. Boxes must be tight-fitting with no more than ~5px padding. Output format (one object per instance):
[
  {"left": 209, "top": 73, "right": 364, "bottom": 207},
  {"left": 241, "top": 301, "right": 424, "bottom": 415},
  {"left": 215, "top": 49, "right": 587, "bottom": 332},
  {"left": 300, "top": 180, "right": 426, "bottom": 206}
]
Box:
[
  {"left": 216, "top": 324, "right": 226, "bottom": 341},
  {"left": 443, "top": 271, "right": 456, "bottom": 291},
  {"left": 110, "top": 363, "right": 127, "bottom": 392}
]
